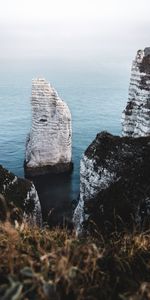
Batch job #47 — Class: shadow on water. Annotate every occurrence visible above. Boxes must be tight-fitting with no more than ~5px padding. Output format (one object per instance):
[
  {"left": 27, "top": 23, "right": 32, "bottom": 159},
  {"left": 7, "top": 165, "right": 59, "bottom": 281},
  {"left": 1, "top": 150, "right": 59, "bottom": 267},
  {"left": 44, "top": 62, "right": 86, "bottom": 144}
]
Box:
[{"left": 30, "top": 173, "right": 74, "bottom": 228}]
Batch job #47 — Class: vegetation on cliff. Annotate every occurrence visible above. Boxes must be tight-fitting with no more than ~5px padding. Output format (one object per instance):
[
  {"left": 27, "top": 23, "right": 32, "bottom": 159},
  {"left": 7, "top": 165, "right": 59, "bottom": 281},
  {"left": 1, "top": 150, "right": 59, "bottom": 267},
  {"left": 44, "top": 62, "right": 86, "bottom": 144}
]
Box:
[{"left": 0, "top": 220, "right": 150, "bottom": 300}]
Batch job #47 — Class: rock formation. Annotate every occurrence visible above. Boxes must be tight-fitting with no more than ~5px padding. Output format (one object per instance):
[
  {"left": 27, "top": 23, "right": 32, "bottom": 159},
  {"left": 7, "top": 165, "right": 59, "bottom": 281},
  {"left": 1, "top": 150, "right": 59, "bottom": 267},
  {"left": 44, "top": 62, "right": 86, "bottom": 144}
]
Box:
[
  {"left": 25, "top": 78, "right": 72, "bottom": 177},
  {"left": 73, "top": 132, "right": 150, "bottom": 234},
  {"left": 122, "top": 47, "right": 150, "bottom": 137},
  {"left": 0, "top": 165, "right": 42, "bottom": 226}
]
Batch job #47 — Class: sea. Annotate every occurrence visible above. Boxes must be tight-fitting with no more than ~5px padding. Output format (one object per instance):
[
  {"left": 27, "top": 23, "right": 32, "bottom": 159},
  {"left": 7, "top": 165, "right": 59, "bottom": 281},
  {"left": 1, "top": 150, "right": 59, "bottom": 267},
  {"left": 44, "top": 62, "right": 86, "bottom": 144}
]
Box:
[{"left": 0, "top": 62, "right": 129, "bottom": 224}]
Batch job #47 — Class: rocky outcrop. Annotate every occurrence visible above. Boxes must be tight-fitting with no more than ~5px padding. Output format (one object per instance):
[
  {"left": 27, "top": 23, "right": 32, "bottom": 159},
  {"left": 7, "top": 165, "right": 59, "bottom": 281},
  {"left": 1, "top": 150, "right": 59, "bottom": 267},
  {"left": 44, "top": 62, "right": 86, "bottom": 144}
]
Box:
[
  {"left": 73, "top": 132, "right": 150, "bottom": 234},
  {"left": 0, "top": 165, "right": 42, "bottom": 226},
  {"left": 25, "top": 78, "right": 72, "bottom": 177},
  {"left": 122, "top": 48, "right": 150, "bottom": 137}
]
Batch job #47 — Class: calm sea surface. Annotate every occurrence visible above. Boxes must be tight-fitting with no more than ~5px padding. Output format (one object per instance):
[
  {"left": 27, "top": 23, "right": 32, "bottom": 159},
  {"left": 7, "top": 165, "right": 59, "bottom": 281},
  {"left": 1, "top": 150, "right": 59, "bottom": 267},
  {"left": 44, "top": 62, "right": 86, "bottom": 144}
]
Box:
[{"left": 0, "top": 65, "right": 129, "bottom": 223}]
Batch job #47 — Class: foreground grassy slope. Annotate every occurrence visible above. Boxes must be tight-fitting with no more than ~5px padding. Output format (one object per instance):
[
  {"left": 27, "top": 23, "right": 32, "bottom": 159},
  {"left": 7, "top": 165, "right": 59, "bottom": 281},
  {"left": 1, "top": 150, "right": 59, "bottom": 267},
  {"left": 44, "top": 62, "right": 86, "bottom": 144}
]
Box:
[{"left": 0, "top": 222, "right": 150, "bottom": 300}]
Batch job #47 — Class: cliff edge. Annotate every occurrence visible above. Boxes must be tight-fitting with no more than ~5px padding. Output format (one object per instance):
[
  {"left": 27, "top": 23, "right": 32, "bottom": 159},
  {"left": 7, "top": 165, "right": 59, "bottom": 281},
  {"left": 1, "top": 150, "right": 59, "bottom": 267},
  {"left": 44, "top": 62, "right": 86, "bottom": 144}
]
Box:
[{"left": 122, "top": 48, "right": 150, "bottom": 137}]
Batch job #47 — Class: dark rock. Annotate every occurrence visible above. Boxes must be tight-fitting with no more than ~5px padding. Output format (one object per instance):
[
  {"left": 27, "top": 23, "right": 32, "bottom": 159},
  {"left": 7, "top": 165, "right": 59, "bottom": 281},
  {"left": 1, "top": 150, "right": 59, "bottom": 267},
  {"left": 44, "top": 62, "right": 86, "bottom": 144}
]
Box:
[
  {"left": 0, "top": 165, "right": 42, "bottom": 225},
  {"left": 73, "top": 132, "right": 150, "bottom": 234},
  {"left": 24, "top": 161, "right": 73, "bottom": 177}
]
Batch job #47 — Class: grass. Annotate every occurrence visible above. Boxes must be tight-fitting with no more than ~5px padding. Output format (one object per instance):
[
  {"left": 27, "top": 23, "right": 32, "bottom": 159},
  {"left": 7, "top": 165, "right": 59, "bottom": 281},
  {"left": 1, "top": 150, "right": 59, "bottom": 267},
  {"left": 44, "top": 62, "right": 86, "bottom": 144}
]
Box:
[{"left": 1, "top": 222, "right": 150, "bottom": 299}]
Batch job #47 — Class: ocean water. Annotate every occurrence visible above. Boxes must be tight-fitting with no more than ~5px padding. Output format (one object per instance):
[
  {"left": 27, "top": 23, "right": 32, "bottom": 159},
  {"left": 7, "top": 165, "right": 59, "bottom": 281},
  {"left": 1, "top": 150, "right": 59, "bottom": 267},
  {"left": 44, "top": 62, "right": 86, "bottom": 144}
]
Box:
[{"left": 0, "top": 65, "right": 129, "bottom": 223}]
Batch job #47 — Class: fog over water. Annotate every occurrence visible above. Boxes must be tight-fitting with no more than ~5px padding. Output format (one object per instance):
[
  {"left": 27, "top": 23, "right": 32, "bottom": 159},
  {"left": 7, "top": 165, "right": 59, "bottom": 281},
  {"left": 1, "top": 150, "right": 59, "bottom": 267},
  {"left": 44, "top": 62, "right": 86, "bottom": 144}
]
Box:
[
  {"left": 0, "top": 0, "right": 150, "bottom": 67},
  {"left": 0, "top": 0, "right": 150, "bottom": 223}
]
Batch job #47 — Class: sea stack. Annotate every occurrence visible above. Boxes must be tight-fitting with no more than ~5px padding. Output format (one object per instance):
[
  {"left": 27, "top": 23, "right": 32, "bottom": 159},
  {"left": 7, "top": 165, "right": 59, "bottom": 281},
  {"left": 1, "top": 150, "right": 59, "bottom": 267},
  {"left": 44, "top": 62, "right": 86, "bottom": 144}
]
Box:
[
  {"left": 122, "top": 48, "right": 150, "bottom": 137},
  {"left": 25, "top": 78, "right": 72, "bottom": 177}
]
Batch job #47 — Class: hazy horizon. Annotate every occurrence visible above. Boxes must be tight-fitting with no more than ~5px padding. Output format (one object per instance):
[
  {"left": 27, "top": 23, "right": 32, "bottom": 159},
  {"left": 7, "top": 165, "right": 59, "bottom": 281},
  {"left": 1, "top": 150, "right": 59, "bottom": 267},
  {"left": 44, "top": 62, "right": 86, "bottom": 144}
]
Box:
[{"left": 1, "top": 0, "right": 150, "bottom": 73}]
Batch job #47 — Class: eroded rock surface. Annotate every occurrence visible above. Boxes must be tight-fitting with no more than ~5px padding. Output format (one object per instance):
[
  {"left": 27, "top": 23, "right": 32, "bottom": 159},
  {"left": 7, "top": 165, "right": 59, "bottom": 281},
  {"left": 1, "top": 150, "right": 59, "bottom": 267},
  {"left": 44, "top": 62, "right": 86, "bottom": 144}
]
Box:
[
  {"left": 25, "top": 78, "right": 72, "bottom": 176},
  {"left": 122, "top": 48, "right": 150, "bottom": 137}
]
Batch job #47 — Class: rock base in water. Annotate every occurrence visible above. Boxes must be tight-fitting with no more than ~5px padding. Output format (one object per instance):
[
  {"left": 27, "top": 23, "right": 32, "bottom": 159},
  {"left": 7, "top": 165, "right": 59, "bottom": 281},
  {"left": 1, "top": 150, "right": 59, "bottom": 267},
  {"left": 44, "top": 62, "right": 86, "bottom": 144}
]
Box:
[{"left": 24, "top": 161, "right": 73, "bottom": 177}]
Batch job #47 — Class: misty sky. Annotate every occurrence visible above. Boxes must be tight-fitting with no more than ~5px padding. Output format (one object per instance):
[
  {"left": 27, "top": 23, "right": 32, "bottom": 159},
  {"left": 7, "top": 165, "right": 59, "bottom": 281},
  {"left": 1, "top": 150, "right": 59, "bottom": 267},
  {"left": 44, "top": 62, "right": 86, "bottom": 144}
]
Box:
[{"left": 0, "top": 0, "right": 150, "bottom": 70}]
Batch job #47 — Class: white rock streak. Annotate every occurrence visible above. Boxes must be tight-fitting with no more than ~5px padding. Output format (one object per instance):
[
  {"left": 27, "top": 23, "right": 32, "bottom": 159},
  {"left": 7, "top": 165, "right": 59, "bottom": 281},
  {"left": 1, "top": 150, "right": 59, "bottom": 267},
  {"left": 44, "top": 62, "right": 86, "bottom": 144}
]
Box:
[
  {"left": 24, "top": 184, "right": 42, "bottom": 226},
  {"left": 73, "top": 154, "right": 116, "bottom": 234},
  {"left": 122, "top": 48, "right": 150, "bottom": 137},
  {"left": 25, "top": 78, "right": 72, "bottom": 176}
]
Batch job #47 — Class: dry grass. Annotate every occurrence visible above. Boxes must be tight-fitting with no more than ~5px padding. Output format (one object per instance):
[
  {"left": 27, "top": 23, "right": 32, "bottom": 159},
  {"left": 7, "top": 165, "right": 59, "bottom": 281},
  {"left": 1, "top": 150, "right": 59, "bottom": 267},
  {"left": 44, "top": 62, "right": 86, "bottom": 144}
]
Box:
[{"left": 0, "top": 222, "right": 150, "bottom": 299}]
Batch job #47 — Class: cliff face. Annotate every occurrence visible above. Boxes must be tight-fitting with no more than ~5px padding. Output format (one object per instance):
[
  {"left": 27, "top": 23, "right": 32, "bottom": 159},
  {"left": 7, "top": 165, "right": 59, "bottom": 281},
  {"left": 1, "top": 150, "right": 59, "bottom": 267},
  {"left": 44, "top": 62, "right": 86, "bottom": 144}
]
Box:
[
  {"left": 25, "top": 78, "right": 72, "bottom": 176},
  {"left": 73, "top": 132, "right": 150, "bottom": 234},
  {"left": 122, "top": 48, "right": 150, "bottom": 137},
  {"left": 0, "top": 165, "right": 42, "bottom": 226}
]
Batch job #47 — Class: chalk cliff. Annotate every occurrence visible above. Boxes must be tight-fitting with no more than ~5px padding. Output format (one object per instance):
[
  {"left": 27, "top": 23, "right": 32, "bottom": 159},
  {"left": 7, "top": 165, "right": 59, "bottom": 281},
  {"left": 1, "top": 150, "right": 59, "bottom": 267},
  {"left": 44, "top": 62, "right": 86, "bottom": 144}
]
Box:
[
  {"left": 25, "top": 78, "right": 72, "bottom": 176},
  {"left": 0, "top": 165, "right": 42, "bottom": 226},
  {"left": 122, "top": 48, "right": 150, "bottom": 137},
  {"left": 73, "top": 132, "right": 150, "bottom": 234}
]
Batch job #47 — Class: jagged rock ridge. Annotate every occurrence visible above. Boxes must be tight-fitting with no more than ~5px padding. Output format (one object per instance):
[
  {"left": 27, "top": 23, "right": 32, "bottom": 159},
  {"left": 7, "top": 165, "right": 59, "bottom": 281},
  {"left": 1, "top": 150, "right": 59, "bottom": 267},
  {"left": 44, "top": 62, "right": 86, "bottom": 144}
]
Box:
[
  {"left": 73, "top": 132, "right": 150, "bottom": 234},
  {"left": 25, "top": 78, "right": 72, "bottom": 176},
  {"left": 0, "top": 165, "right": 42, "bottom": 225},
  {"left": 122, "top": 47, "right": 150, "bottom": 137}
]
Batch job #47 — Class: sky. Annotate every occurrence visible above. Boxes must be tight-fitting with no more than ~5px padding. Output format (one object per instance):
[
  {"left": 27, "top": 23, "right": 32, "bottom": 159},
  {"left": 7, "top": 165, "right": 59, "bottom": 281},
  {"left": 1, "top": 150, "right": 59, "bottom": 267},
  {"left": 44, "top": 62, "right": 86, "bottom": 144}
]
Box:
[{"left": 0, "top": 0, "right": 150, "bottom": 70}]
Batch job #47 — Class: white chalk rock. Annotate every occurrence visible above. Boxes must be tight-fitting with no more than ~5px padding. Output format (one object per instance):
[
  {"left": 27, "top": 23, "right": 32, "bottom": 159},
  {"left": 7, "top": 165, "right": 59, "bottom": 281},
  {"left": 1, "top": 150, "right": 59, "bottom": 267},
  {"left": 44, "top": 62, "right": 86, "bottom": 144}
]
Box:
[
  {"left": 25, "top": 78, "right": 72, "bottom": 176},
  {"left": 122, "top": 48, "right": 150, "bottom": 137}
]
